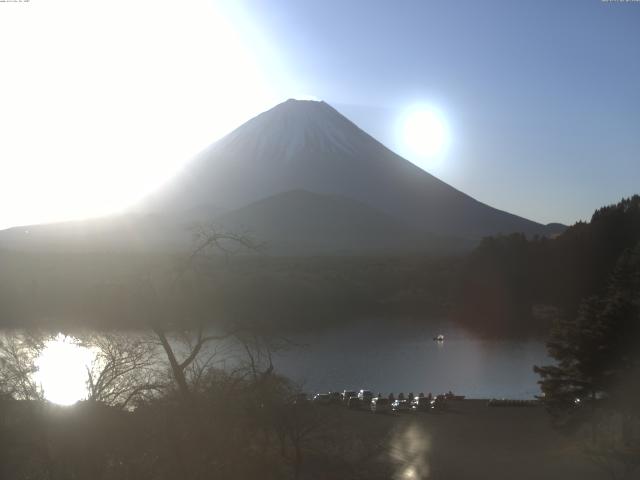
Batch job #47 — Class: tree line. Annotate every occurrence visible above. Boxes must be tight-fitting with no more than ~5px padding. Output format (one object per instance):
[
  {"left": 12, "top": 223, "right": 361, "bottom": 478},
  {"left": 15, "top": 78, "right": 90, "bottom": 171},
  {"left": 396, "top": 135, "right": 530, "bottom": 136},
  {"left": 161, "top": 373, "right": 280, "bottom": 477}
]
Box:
[
  {"left": 455, "top": 195, "right": 640, "bottom": 477},
  {"left": 454, "top": 195, "right": 640, "bottom": 336}
]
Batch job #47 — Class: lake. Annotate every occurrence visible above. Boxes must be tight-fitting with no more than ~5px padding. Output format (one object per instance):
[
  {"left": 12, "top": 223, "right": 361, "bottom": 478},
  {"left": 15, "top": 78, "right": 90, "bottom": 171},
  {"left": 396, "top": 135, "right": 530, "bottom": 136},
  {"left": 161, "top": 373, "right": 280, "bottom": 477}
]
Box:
[
  {"left": 2, "top": 319, "right": 550, "bottom": 403},
  {"left": 271, "top": 319, "right": 549, "bottom": 399}
]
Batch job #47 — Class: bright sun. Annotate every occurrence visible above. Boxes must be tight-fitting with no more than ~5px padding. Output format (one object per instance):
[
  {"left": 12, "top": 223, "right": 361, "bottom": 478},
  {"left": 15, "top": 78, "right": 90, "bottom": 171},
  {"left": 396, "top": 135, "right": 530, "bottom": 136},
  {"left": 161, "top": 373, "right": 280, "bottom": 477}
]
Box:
[
  {"left": 401, "top": 106, "right": 450, "bottom": 170},
  {"left": 34, "top": 334, "right": 96, "bottom": 406},
  {"left": 0, "top": 0, "right": 282, "bottom": 230}
]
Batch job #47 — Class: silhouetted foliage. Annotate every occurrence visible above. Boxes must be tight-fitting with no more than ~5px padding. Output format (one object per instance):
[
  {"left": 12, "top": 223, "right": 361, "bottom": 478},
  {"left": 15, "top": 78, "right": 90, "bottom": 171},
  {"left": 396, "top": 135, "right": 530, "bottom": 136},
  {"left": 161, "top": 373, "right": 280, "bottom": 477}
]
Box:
[
  {"left": 85, "top": 333, "right": 162, "bottom": 408},
  {"left": 535, "top": 243, "right": 640, "bottom": 416},
  {"left": 0, "top": 338, "right": 394, "bottom": 480},
  {"left": 534, "top": 243, "right": 640, "bottom": 478},
  {"left": 0, "top": 332, "right": 44, "bottom": 400},
  {"left": 456, "top": 195, "right": 640, "bottom": 335}
]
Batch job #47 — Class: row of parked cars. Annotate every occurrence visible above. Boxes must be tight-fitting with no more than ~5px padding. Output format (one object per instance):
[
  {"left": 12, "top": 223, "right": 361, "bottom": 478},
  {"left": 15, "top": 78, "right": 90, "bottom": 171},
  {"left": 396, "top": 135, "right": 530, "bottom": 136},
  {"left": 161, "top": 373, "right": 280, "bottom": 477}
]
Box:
[{"left": 311, "top": 389, "right": 453, "bottom": 413}]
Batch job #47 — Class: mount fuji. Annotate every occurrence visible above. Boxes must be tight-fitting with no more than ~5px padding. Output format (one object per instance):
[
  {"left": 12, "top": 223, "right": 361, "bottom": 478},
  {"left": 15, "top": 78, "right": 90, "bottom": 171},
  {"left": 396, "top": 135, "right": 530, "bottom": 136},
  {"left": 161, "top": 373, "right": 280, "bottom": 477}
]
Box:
[
  {"left": 0, "top": 99, "right": 564, "bottom": 254},
  {"left": 140, "top": 99, "right": 562, "bottom": 237}
]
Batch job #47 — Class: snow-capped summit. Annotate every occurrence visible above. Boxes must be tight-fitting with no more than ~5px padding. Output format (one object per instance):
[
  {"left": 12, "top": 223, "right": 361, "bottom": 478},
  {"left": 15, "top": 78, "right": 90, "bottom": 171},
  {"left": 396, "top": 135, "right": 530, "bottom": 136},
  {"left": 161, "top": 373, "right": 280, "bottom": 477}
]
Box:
[{"left": 212, "top": 99, "right": 361, "bottom": 162}]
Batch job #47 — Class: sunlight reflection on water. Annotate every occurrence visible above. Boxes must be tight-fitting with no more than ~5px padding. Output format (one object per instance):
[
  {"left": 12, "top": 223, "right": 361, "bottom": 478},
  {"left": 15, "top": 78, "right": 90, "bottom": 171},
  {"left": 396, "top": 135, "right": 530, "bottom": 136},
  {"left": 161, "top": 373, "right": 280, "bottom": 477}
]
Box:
[{"left": 34, "top": 333, "right": 96, "bottom": 405}]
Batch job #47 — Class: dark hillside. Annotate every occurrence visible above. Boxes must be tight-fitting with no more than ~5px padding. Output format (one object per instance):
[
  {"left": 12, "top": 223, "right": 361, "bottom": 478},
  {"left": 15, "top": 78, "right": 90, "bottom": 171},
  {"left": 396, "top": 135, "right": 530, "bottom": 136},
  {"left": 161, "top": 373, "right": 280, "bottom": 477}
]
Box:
[
  {"left": 455, "top": 195, "right": 640, "bottom": 335},
  {"left": 0, "top": 250, "right": 459, "bottom": 330}
]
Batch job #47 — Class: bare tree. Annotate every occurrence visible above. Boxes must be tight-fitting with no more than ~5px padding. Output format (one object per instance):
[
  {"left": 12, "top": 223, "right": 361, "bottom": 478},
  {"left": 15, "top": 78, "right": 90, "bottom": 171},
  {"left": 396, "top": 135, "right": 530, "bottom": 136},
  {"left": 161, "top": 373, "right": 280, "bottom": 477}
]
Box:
[
  {"left": 188, "top": 224, "right": 263, "bottom": 262},
  {"left": 277, "top": 402, "right": 325, "bottom": 480},
  {"left": 84, "top": 332, "right": 163, "bottom": 409},
  {"left": 0, "top": 331, "right": 44, "bottom": 401},
  {"left": 142, "top": 226, "right": 261, "bottom": 398},
  {"left": 151, "top": 324, "right": 238, "bottom": 399}
]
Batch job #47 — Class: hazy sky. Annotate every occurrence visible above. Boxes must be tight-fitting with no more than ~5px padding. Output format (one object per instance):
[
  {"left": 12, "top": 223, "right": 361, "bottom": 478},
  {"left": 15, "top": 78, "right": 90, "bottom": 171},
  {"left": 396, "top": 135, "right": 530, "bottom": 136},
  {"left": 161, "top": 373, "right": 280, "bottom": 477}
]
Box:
[{"left": 1, "top": 0, "right": 638, "bottom": 229}]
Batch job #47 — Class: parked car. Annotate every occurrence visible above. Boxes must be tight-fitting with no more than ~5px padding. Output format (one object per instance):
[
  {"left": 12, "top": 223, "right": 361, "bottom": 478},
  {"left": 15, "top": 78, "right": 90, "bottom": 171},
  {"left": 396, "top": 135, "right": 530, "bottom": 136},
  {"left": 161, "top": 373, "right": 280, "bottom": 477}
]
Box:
[
  {"left": 342, "top": 390, "right": 357, "bottom": 403},
  {"left": 313, "top": 393, "right": 331, "bottom": 405},
  {"left": 347, "top": 397, "right": 361, "bottom": 409},
  {"left": 358, "top": 390, "right": 373, "bottom": 403},
  {"left": 430, "top": 396, "right": 447, "bottom": 411},
  {"left": 411, "top": 397, "right": 431, "bottom": 411},
  {"left": 391, "top": 399, "right": 411, "bottom": 413},
  {"left": 371, "top": 397, "right": 390, "bottom": 414}
]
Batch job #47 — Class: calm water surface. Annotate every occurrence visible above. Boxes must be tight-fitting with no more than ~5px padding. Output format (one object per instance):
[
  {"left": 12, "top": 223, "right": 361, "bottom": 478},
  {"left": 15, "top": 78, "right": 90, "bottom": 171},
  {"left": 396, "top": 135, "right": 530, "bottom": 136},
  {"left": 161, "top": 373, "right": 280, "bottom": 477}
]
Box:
[
  {"left": 4, "top": 319, "right": 549, "bottom": 401},
  {"left": 271, "top": 319, "right": 549, "bottom": 399}
]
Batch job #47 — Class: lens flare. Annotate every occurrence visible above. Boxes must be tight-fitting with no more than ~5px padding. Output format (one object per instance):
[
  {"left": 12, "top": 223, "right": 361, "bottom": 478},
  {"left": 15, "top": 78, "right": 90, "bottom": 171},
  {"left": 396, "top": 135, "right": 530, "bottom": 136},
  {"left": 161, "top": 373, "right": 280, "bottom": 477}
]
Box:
[{"left": 389, "top": 422, "right": 432, "bottom": 479}]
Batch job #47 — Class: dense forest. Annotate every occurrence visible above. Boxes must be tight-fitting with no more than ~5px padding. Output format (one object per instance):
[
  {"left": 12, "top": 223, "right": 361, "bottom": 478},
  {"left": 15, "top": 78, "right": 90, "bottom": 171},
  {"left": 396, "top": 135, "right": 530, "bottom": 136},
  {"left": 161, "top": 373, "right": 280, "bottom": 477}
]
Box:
[
  {"left": 455, "top": 195, "right": 640, "bottom": 336},
  {"left": 0, "top": 249, "right": 458, "bottom": 331}
]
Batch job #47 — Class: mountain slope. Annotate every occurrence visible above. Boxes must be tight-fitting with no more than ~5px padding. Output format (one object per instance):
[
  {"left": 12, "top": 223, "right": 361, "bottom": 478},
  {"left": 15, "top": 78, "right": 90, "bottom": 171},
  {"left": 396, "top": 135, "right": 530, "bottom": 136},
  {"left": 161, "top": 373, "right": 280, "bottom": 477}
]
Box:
[
  {"left": 0, "top": 99, "right": 564, "bottom": 255},
  {"left": 212, "top": 189, "right": 472, "bottom": 254},
  {"left": 0, "top": 214, "right": 192, "bottom": 252},
  {"left": 140, "top": 99, "right": 563, "bottom": 239},
  {"left": 0, "top": 190, "right": 471, "bottom": 254}
]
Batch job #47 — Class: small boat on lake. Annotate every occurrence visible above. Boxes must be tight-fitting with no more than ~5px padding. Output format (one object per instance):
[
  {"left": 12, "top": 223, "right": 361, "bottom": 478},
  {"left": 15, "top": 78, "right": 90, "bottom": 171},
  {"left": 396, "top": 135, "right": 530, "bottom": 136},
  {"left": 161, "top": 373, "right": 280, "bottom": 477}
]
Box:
[{"left": 433, "top": 334, "right": 445, "bottom": 342}]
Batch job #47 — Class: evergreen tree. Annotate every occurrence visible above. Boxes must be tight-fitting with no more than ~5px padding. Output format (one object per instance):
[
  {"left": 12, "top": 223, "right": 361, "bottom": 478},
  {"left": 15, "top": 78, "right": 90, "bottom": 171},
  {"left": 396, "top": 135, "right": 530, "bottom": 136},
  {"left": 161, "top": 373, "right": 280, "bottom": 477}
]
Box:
[
  {"left": 534, "top": 243, "right": 640, "bottom": 424},
  {"left": 456, "top": 195, "right": 640, "bottom": 336}
]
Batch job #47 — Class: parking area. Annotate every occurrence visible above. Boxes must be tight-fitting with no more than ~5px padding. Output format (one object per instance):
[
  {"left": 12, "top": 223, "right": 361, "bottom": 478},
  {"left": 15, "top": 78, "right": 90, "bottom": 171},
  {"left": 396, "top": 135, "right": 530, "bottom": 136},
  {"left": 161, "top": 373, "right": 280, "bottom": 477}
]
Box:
[{"left": 310, "top": 400, "right": 603, "bottom": 480}]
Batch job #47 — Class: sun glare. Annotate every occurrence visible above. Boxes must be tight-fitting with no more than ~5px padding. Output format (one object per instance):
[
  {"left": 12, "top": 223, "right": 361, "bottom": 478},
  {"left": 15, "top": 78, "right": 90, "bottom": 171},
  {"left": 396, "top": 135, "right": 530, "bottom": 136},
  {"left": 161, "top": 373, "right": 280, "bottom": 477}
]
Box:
[
  {"left": 0, "top": 0, "right": 283, "bottom": 230},
  {"left": 34, "top": 334, "right": 96, "bottom": 406},
  {"left": 400, "top": 105, "right": 450, "bottom": 171}
]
